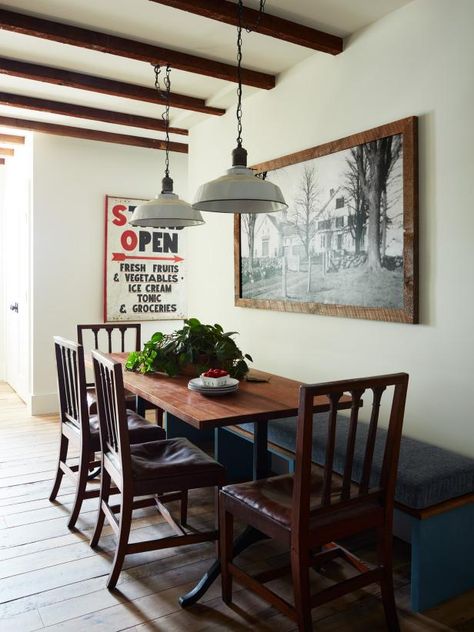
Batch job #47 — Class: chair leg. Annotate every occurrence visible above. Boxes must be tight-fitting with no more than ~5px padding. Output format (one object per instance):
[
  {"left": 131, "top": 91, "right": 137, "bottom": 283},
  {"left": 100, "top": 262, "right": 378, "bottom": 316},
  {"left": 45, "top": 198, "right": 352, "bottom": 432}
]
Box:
[
  {"left": 49, "top": 433, "right": 68, "bottom": 501},
  {"left": 219, "top": 500, "right": 234, "bottom": 605},
  {"left": 107, "top": 494, "right": 133, "bottom": 590},
  {"left": 67, "top": 450, "right": 89, "bottom": 530},
  {"left": 377, "top": 527, "right": 400, "bottom": 632},
  {"left": 90, "top": 468, "right": 111, "bottom": 548},
  {"left": 180, "top": 490, "right": 188, "bottom": 525},
  {"left": 291, "top": 549, "right": 312, "bottom": 632}
]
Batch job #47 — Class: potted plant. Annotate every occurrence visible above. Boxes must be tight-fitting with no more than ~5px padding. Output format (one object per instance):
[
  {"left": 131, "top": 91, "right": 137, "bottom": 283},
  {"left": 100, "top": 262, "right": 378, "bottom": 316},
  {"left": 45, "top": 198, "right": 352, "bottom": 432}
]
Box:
[{"left": 125, "top": 318, "right": 252, "bottom": 379}]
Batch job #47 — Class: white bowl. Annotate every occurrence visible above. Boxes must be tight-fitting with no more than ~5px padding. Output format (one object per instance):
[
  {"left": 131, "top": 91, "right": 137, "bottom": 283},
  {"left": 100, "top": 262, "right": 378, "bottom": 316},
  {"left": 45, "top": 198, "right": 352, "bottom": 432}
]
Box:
[{"left": 200, "top": 373, "right": 229, "bottom": 387}]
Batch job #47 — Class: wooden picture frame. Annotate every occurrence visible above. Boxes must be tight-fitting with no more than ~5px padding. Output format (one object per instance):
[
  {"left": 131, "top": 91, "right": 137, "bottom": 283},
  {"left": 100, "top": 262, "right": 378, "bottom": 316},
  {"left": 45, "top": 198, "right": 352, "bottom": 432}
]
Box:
[{"left": 234, "top": 116, "right": 418, "bottom": 323}]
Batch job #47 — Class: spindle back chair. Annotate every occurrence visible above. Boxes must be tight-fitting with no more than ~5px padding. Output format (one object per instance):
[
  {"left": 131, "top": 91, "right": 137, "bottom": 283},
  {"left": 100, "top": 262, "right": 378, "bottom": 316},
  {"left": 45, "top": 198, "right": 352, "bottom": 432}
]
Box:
[
  {"left": 77, "top": 323, "right": 162, "bottom": 424},
  {"left": 220, "top": 373, "right": 409, "bottom": 632},
  {"left": 90, "top": 350, "right": 225, "bottom": 589},
  {"left": 50, "top": 337, "right": 101, "bottom": 528}
]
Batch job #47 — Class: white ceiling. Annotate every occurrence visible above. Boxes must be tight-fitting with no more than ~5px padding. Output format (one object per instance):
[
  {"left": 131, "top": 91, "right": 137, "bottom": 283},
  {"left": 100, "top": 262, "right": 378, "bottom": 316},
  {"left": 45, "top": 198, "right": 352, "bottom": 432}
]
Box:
[{"left": 0, "top": 0, "right": 413, "bottom": 143}]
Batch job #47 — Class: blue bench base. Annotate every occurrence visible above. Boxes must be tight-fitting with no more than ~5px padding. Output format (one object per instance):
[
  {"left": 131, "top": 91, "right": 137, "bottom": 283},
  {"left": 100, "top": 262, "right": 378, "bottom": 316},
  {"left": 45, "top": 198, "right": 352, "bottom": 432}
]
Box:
[
  {"left": 406, "top": 502, "right": 474, "bottom": 611},
  {"left": 216, "top": 425, "right": 474, "bottom": 612}
]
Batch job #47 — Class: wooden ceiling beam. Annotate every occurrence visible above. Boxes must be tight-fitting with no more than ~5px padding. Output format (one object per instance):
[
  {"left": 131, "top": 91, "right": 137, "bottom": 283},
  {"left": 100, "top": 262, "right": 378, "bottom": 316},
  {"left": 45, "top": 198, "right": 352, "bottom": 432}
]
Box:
[
  {"left": 0, "top": 115, "right": 188, "bottom": 153},
  {"left": 0, "top": 133, "right": 24, "bottom": 144},
  {"left": 0, "top": 147, "right": 14, "bottom": 156},
  {"left": 0, "top": 91, "right": 188, "bottom": 135},
  {"left": 0, "top": 57, "right": 224, "bottom": 116},
  {"left": 0, "top": 9, "right": 275, "bottom": 89},
  {"left": 149, "top": 0, "right": 343, "bottom": 54}
]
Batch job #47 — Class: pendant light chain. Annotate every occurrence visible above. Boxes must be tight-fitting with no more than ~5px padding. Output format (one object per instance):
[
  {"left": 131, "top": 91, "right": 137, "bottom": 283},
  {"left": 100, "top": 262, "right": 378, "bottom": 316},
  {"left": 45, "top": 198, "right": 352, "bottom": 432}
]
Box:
[
  {"left": 130, "top": 62, "right": 204, "bottom": 227},
  {"left": 154, "top": 63, "right": 171, "bottom": 180},
  {"left": 236, "top": 2, "right": 243, "bottom": 148},
  {"left": 192, "top": 0, "right": 286, "bottom": 216},
  {"left": 235, "top": 0, "right": 266, "bottom": 149}
]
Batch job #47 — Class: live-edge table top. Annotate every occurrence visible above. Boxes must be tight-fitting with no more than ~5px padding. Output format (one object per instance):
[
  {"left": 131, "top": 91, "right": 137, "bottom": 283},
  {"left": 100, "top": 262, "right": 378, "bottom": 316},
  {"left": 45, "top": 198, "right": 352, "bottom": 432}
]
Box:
[{"left": 89, "top": 352, "right": 352, "bottom": 430}]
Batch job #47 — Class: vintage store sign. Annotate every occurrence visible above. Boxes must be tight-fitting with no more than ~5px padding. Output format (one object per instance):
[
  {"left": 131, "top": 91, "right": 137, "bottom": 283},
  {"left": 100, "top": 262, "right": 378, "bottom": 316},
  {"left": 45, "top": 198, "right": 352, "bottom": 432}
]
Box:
[{"left": 104, "top": 196, "right": 186, "bottom": 321}]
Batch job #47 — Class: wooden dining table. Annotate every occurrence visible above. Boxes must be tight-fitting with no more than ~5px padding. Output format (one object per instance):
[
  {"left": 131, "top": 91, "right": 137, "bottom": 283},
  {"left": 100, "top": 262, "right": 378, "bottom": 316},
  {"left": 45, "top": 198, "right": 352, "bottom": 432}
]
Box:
[{"left": 88, "top": 352, "right": 353, "bottom": 607}]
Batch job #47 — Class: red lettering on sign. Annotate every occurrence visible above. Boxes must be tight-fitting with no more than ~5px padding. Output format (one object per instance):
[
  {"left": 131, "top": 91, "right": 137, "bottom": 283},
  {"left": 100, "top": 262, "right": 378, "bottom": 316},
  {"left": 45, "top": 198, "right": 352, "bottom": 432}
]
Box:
[
  {"left": 121, "top": 230, "right": 138, "bottom": 251},
  {"left": 112, "top": 204, "right": 127, "bottom": 226}
]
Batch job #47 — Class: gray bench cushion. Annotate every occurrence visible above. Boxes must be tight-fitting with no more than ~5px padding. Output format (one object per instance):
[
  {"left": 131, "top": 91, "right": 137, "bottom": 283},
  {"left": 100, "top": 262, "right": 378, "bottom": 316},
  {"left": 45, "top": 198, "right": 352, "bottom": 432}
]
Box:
[{"left": 238, "top": 415, "right": 474, "bottom": 510}]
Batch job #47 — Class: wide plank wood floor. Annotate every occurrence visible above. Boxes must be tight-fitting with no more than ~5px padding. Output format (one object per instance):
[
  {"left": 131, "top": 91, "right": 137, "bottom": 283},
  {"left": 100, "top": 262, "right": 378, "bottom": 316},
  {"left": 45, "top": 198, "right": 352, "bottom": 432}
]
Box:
[{"left": 1, "top": 382, "right": 473, "bottom": 631}]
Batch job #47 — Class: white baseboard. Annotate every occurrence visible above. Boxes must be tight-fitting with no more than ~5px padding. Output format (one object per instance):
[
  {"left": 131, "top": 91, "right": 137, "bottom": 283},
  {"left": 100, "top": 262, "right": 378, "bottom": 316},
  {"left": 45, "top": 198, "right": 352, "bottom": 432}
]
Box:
[{"left": 28, "top": 393, "right": 59, "bottom": 415}]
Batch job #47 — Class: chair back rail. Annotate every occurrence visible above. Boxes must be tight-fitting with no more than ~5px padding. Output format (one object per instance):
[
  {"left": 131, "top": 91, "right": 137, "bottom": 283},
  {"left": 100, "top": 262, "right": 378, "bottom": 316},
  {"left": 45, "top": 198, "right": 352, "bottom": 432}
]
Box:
[
  {"left": 53, "top": 336, "right": 90, "bottom": 444},
  {"left": 293, "top": 373, "right": 409, "bottom": 537},
  {"left": 77, "top": 323, "right": 141, "bottom": 354},
  {"left": 91, "top": 350, "right": 133, "bottom": 481}
]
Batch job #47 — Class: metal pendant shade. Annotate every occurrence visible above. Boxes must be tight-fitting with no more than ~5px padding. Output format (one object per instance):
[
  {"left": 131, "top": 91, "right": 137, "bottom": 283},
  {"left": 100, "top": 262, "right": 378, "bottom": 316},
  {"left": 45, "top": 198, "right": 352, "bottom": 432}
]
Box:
[
  {"left": 193, "top": 148, "right": 287, "bottom": 214},
  {"left": 130, "top": 65, "right": 204, "bottom": 229},
  {"left": 192, "top": 0, "right": 287, "bottom": 216},
  {"left": 131, "top": 177, "right": 204, "bottom": 228}
]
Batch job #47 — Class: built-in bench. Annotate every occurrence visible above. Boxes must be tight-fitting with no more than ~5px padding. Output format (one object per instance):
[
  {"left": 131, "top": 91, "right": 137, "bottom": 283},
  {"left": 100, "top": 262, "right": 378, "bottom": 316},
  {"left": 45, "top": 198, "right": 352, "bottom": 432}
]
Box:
[{"left": 214, "top": 414, "right": 474, "bottom": 612}]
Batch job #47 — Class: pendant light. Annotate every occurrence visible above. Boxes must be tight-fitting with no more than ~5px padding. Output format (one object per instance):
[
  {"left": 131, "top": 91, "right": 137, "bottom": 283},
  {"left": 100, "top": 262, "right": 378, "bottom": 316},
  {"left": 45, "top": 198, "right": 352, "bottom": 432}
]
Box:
[
  {"left": 193, "top": 0, "right": 287, "bottom": 215},
  {"left": 130, "top": 65, "right": 204, "bottom": 228}
]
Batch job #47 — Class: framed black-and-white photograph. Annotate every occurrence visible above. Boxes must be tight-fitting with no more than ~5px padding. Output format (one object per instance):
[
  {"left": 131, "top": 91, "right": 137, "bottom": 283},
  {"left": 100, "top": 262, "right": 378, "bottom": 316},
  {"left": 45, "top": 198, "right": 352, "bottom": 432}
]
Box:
[{"left": 234, "top": 117, "right": 418, "bottom": 323}]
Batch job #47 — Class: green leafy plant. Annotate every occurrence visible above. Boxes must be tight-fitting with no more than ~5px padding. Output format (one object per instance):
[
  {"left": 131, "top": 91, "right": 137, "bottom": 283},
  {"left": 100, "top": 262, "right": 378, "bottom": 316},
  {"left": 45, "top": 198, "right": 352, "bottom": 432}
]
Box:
[{"left": 125, "top": 318, "right": 253, "bottom": 379}]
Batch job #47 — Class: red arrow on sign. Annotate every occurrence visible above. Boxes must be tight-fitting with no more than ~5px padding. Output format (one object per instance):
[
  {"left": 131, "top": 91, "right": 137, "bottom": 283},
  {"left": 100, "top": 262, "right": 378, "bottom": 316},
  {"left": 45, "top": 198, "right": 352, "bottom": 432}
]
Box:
[{"left": 112, "top": 253, "right": 184, "bottom": 263}]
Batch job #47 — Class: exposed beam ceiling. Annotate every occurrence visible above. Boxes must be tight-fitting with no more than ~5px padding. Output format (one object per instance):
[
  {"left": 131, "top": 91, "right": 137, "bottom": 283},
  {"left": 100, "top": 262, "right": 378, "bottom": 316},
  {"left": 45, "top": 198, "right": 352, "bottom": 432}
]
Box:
[
  {"left": 0, "top": 91, "right": 188, "bottom": 135},
  {"left": 0, "top": 133, "right": 24, "bottom": 144},
  {"left": 0, "top": 1, "right": 409, "bottom": 151},
  {"left": 149, "top": 0, "right": 343, "bottom": 54},
  {"left": 0, "top": 9, "right": 275, "bottom": 89},
  {"left": 0, "top": 115, "right": 188, "bottom": 153},
  {"left": 0, "top": 58, "right": 224, "bottom": 117},
  {"left": 0, "top": 147, "right": 14, "bottom": 156}
]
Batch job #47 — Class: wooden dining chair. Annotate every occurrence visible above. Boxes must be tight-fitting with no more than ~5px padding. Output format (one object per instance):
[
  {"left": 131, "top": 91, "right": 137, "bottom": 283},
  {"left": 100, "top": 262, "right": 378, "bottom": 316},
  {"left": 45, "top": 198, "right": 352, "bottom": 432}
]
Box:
[
  {"left": 50, "top": 337, "right": 166, "bottom": 529},
  {"left": 77, "top": 323, "right": 141, "bottom": 414},
  {"left": 219, "top": 373, "right": 409, "bottom": 632},
  {"left": 90, "top": 350, "right": 226, "bottom": 589}
]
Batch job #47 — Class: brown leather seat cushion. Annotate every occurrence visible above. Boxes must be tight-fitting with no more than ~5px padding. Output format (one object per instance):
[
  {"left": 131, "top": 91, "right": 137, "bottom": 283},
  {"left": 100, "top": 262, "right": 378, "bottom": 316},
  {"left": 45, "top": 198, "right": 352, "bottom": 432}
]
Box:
[
  {"left": 87, "top": 387, "right": 136, "bottom": 414},
  {"left": 89, "top": 410, "right": 166, "bottom": 450},
  {"left": 130, "top": 437, "right": 225, "bottom": 482},
  {"left": 222, "top": 470, "right": 358, "bottom": 529}
]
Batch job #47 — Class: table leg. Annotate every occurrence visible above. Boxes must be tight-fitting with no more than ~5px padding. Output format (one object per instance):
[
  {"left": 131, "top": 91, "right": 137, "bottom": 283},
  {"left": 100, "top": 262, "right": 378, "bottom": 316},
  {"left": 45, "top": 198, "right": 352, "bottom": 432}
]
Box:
[
  {"left": 178, "top": 526, "right": 267, "bottom": 607},
  {"left": 179, "top": 418, "right": 271, "bottom": 608},
  {"left": 253, "top": 419, "right": 270, "bottom": 479},
  {"left": 136, "top": 396, "right": 146, "bottom": 417}
]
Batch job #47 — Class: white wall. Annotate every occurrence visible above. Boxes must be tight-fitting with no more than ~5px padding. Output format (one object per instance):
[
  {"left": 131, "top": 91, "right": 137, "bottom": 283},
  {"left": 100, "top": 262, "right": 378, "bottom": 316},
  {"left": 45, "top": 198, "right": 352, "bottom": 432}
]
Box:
[
  {"left": 187, "top": 0, "right": 474, "bottom": 455},
  {"left": 31, "top": 134, "right": 188, "bottom": 413}
]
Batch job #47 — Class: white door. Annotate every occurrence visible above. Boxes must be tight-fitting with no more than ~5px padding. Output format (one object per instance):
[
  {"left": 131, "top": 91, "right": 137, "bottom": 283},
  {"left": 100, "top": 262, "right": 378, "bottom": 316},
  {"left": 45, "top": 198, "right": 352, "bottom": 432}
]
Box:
[{"left": 3, "top": 166, "right": 30, "bottom": 401}]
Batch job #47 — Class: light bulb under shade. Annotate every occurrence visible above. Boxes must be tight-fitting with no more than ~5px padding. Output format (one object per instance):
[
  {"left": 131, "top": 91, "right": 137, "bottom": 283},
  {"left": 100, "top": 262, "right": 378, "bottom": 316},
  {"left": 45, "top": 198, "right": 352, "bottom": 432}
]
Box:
[
  {"left": 192, "top": 166, "right": 288, "bottom": 214},
  {"left": 130, "top": 192, "right": 204, "bottom": 228}
]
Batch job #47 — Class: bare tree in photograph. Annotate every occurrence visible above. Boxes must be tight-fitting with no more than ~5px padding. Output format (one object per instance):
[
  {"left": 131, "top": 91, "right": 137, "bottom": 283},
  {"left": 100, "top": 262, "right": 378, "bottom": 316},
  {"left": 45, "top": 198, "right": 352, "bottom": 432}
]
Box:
[
  {"left": 344, "top": 147, "right": 369, "bottom": 254},
  {"left": 379, "top": 149, "right": 403, "bottom": 258},
  {"left": 242, "top": 213, "right": 259, "bottom": 268},
  {"left": 292, "top": 165, "right": 321, "bottom": 291},
  {"left": 356, "top": 135, "right": 402, "bottom": 271},
  {"left": 293, "top": 165, "right": 321, "bottom": 261}
]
